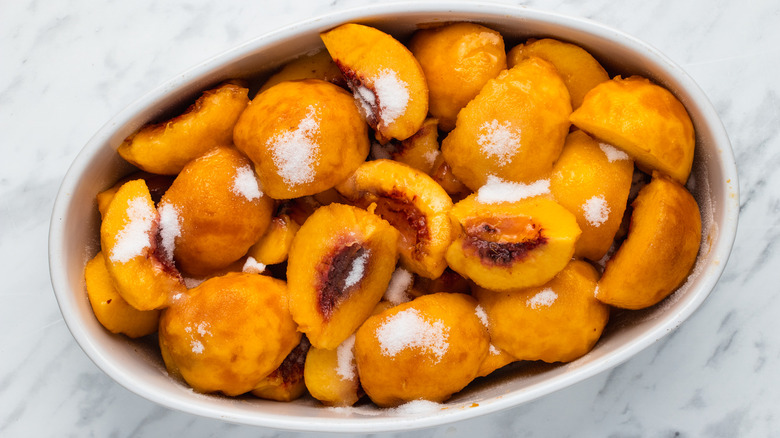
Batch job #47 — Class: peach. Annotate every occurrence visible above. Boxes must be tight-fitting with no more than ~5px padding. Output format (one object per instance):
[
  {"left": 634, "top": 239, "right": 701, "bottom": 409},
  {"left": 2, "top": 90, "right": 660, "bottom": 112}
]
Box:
[
  {"left": 321, "top": 23, "right": 428, "bottom": 141},
  {"left": 96, "top": 172, "right": 173, "bottom": 218},
  {"left": 429, "top": 153, "right": 472, "bottom": 202},
  {"left": 252, "top": 337, "right": 311, "bottom": 402},
  {"left": 409, "top": 22, "right": 507, "bottom": 131},
  {"left": 233, "top": 79, "right": 369, "bottom": 199},
  {"left": 596, "top": 173, "right": 701, "bottom": 309},
  {"left": 474, "top": 260, "right": 610, "bottom": 363},
  {"left": 246, "top": 213, "right": 300, "bottom": 266},
  {"left": 476, "top": 344, "right": 516, "bottom": 378},
  {"left": 158, "top": 146, "right": 273, "bottom": 276},
  {"left": 442, "top": 57, "right": 572, "bottom": 190},
  {"left": 84, "top": 251, "right": 160, "bottom": 338},
  {"left": 158, "top": 272, "right": 300, "bottom": 396},
  {"left": 550, "top": 131, "right": 634, "bottom": 261},
  {"left": 100, "top": 179, "right": 185, "bottom": 310},
  {"left": 287, "top": 203, "right": 400, "bottom": 349},
  {"left": 570, "top": 75, "right": 695, "bottom": 184},
  {"left": 118, "top": 82, "right": 249, "bottom": 175},
  {"left": 508, "top": 38, "right": 609, "bottom": 109},
  {"left": 372, "top": 118, "right": 441, "bottom": 175},
  {"left": 259, "top": 49, "right": 346, "bottom": 93},
  {"left": 446, "top": 193, "right": 581, "bottom": 291},
  {"left": 355, "top": 293, "right": 490, "bottom": 406},
  {"left": 335, "top": 159, "right": 454, "bottom": 279},
  {"left": 303, "top": 335, "right": 362, "bottom": 406}
]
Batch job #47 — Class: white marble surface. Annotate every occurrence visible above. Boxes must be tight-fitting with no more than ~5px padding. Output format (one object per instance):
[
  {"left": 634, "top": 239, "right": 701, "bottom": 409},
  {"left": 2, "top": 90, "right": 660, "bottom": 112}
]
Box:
[{"left": 2, "top": 0, "right": 779, "bottom": 436}]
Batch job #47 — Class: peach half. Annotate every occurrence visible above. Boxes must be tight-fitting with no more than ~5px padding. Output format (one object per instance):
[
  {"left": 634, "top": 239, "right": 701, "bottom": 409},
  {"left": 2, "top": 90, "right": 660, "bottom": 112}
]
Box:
[
  {"left": 252, "top": 337, "right": 311, "bottom": 402},
  {"left": 158, "top": 146, "right": 274, "bottom": 277},
  {"left": 287, "top": 203, "right": 400, "bottom": 349},
  {"left": 335, "top": 159, "right": 454, "bottom": 279},
  {"left": 442, "top": 57, "right": 572, "bottom": 190},
  {"left": 508, "top": 38, "right": 609, "bottom": 109},
  {"left": 596, "top": 173, "right": 701, "bottom": 309},
  {"left": 259, "top": 49, "right": 346, "bottom": 93},
  {"left": 246, "top": 213, "right": 300, "bottom": 266},
  {"left": 354, "top": 293, "right": 490, "bottom": 407},
  {"left": 304, "top": 334, "right": 362, "bottom": 407},
  {"left": 118, "top": 82, "right": 249, "bottom": 175},
  {"left": 409, "top": 22, "right": 507, "bottom": 131},
  {"left": 550, "top": 130, "right": 634, "bottom": 261},
  {"left": 446, "top": 194, "right": 581, "bottom": 291},
  {"left": 474, "top": 260, "right": 610, "bottom": 363},
  {"left": 100, "top": 179, "right": 185, "bottom": 310},
  {"left": 233, "top": 79, "right": 369, "bottom": 199},
  {"left": 158, "top": 272, "right": 300, "bottom": 396},
  {"left": 321, "top": 23, "right": 428, "bottom": 141},
  {"left": 372, "top": 118, "right": 441, "bottom": 175},
  {"left": 570, "top": 75, "right": 695, "bottom": 184}
]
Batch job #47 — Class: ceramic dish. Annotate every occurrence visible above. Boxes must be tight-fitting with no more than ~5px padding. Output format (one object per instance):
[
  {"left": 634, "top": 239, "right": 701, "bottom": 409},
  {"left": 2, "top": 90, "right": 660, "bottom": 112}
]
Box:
[{"left": 49, "top": 2, "right": 738, "bottom": 432}]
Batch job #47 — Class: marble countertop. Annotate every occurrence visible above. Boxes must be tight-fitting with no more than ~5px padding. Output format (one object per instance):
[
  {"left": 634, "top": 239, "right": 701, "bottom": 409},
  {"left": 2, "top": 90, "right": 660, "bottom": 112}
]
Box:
[{"left": 2, "top": 0, "right": 778, "bottom": 436}]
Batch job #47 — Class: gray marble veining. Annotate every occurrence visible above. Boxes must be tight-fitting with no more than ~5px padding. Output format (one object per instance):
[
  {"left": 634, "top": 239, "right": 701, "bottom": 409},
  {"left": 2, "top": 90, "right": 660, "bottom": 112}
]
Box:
[{"left": 2, "top": 0, "right": 779, "bottom": 436}]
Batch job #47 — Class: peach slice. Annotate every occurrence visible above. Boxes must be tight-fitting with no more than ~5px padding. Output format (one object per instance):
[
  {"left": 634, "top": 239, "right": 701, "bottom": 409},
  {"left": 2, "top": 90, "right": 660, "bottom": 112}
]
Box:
[
  {"left": 320, "top": 23, "right": 428, "bottom": 141},
  {"left": 252, "top": 337, "right": 311, "bottom": 402},
  {"left": 246, "top": 213, "right": 300, "bottom": 266},
  {"left": 158, "top": 272, "right": 300, "bottom": 396},
  {"left": 596, "top": 173, "right": 701, "bottom": 309},
  {"left": 446, "top": 193, "right": 581, "bottom": 291},
  {"left": 430, "top": 153, "right": 472, "bottom": 202},
  {"left": 233, "top": 79, "right": 369, "bottom": 199},
  {"left": 335, "top": 159, "right": 454, "bottom": 279},
  {"left": 100, "top": 179, "right": 185, "bottom": 310},
  {"left": 508, "top": 38, "right": 609, "bottom": 109},
  {"left": 409, "top": 22, "right": 507, "bottom": 132},
  {"left": 158, "top": 146, "right": 274, "bottom": 276},
  {"left": 570, "top": 75, "right": 695, "bottom": 184},
  {"left": 96, "top": 172, "right": 174, "bottom": 218},
  {"left": 354, "top": 292, "right": 490, "bottom": 407},
  {"left": 371, "top": 118, "right": 441, "bottom": 174},
  {"left": 118, "top": 82, "right": 249, "bottom": 175},
  {"left": 303, "top": 334, "right": 362, "bottom": 406},
  {"left": 287, "top": 203, "right": 399, "bottom": 349},
  {"left": 259, "top": 49, "right": 346, "bottom": 93},
  {"left": 84, "top": 251, "right": 160, "bottom": 338},
  {"left": 550, "top": 131, "right": 634, "bottom": 261},
  {"left": 474, "top": 260, "right": 610, "bottom": 363},
  {"left": 442, "top": 57, "right": 572, "bottom": 190}
]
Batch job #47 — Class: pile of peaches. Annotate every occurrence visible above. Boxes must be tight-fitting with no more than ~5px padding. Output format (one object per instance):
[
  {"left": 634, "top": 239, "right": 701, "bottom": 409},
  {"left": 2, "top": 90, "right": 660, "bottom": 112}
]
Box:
[{"left": 85, "top": 22, "right": 702, "bottom": 407}]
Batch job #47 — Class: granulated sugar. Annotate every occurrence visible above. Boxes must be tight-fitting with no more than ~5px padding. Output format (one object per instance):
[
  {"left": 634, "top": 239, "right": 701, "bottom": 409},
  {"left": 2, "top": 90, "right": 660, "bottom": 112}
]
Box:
[
  {"left": 526, "top": 288, "right": 558, "bottom": 309},
  {"left": 477, "top": 175, "right": 550, "bottom": 204},
  {"left": 110, "top": 196, "right": 156, "bottom": 263},
  {"left": 354, "top": 85, "right": 377, "bottom": 121},
  {"left": 242, "top": 256, "right": 266, "bottom": 274},
  {"left": 583, "top": 195, "right": 611, "bottom": 227},
  {"left": 373, "top": 68, "right": 409, "bottom": 125},
  {"left": 474, "top": 305, "right": 489, "bottom": 328},
  {"left": 268, "top": 106, "right": 320, "bottom": 186},
  {"left": 344, "top": 250, "right": 370, "bottom": 289},
  {"left": 423, "top": 149, "right": 440, "bottom": 166},
  {"left": 335, "top": 334, "right": 357, "bottom": 381},
  {"left": 232, "top": 165, "right": 263, "bottom": 201},
  {"left": 599, "top": 143, "right": 630, "bottom": 162},
  {"left": 383, "top": 267, "right": 413, "bottom": 305},
  {"left": 183, "top": 277, "right": 205, "bottom": 289},
  {"left": 489, "top": 344, "right": 501, "bottom": 356},
  {"left": 389, "top": 399, "right": 443, "bottom": 415},
  {"left": 375, "top": 308, "right": 449, "bottom": 362},
  {"left": 191, "top": 340, "right": 204, "bottom": 354},
  {"left": 477, "top": 119, "right": 520, "bottom": 166},
  {"left": 157, "top": 202, "right": 181, "bottom": 264}
]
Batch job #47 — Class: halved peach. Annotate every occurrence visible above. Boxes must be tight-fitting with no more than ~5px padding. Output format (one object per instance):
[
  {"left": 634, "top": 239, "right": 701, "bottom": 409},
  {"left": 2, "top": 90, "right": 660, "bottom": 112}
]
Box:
[
  {"left": 430, "top": 153, "right": 472, "bottom": 202},
  {"left": 442, "top": 57, "right": 572, "bottom": 190},
  {"left": 474, "top": 260, "right": 610, "bottom": 363},
  {"left": 476, "top": 343, "right": 516, "bottom": 378},
  {"left": 596, "top": 173, "right": 701, "bottom": 309},
  {"left": 100, "top": 179, "right": 185, "bottom": 310},
  {"left": 335, "top": 159, "right": 453, "bottom": 279},
  {"left": 158, "top": 272, "right": 300, "bottom": 396},
  {"left": 303, "top": 334, "right": 362, "bottom": 406},
  {"left": 372, "top": 118, "right": 441, "bottom": 174},
  {"left": 446, "top": 193, "right": 581, "bottom": 291},
  {"left": 96, "top": 172, "right": 174, "bottom": 218},
  {"left": 354, "top": 292, "right": 490, "bottom": 407},
  {"left": 246, "top": 213, "right": 300, "bottom": 266},
  {"left": 252, "top": 337, "right": 311, "bottom": 402},
  {"left": 287, "top": 203, "right": 400, "bottom": 349},
  {"left": 409, "top": 22, "right": 507, "bottom": 131},
  {"left": 570, "top": 75, "right": 695, "bottom": 184},
  {"left": 259, "top": 49, "right": 346, "bottom": 93},
  {"left": 84, "top": 251, "right": 160, "bottom": 338},
  {"left": 234, "top": 79, "right": 369, "bottom": 199},
  {"left": 118, "top": 82, "right": 249, "bottom": 175},
  {"left": 508, "top": 38, "right": 609, "bottom": 109},
  {"left": 550, "top": 131, "right": 634, "bottom": 261},
  {"left": 159, "top": 146, "right": 274, "bottom": 276},
  {"left": 321, "top": 23, "right": 428, "bottom": 141}
]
